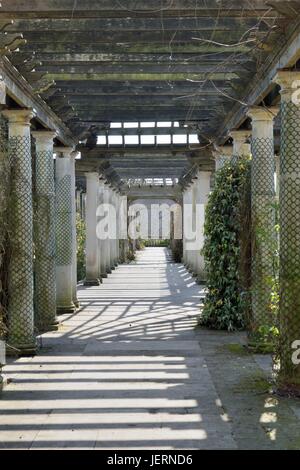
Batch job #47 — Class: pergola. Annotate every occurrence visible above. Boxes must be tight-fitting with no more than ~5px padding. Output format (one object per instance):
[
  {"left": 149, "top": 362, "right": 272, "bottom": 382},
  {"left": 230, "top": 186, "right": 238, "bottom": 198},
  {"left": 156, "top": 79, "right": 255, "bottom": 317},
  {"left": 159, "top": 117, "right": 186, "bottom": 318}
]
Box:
[{"left": 0, "top": 0, "right": 300, "bottom": 388}]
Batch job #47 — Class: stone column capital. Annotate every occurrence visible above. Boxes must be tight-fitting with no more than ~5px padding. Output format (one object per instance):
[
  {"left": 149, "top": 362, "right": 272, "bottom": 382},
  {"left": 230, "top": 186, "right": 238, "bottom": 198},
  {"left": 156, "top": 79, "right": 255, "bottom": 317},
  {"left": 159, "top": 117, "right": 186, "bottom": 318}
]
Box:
[
  {"left": 32, "top": 130, "right": 56, "bottom": 145},
  {"left": 2, "top": 108, "right": 34, "bottom": 125},
  {"left": 54, "top": 146, "right": 74, "bottom": 158},
  {"left": 213, "top": 145, "right": 233, "bottom": 158},
  {"left": 85, "top": 171, "right": 99, "bottom": 180},
  {"left": 247, "top": 106, "right": 279, "bottom": 122},
  {"left": 273, "top": 70, "right": 300, "bottom": 101},
  {"left": 230, "top": 130, "right": 251, "bottom": 142}
]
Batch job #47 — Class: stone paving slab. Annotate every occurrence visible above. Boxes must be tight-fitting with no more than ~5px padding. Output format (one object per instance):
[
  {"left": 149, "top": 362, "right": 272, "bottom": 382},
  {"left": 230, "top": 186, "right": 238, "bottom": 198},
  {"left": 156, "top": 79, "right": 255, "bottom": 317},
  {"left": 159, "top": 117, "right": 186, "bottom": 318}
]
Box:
[{"left": 1, "top": 248, "right": 298, "bottom": 449}]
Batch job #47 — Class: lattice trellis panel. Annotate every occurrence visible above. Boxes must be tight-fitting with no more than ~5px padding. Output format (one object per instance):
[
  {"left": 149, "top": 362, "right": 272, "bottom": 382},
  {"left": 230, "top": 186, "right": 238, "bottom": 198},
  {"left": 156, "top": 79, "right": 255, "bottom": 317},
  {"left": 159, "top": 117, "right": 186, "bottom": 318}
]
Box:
[
  {"left": 251, "top": 137, "right": 276, "bottom": 331},
  {"left": 56, "top": 174, "right": 73, "bottom": 266},
  {"left": 7, "top": 136, "right": 36, "bottom": 352},
  {"left": 0, "top": 116, "right": 9, "bottom": 337},
  {"left": 279, "top": 101, "right": 300, "bottom": 378},
  {"left": 34, "top": 150, "right": 57, "bottom": 331}
]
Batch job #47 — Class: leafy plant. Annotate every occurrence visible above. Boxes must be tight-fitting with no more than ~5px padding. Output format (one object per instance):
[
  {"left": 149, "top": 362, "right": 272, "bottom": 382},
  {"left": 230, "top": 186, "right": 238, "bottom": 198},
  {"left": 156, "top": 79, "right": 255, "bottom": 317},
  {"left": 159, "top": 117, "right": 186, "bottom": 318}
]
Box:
[
  {"left": 76, "top": 214, "right": 86, "bottom": 282},
  {"left": 199, "top": 155, "right": 251, "bottom": 331}
]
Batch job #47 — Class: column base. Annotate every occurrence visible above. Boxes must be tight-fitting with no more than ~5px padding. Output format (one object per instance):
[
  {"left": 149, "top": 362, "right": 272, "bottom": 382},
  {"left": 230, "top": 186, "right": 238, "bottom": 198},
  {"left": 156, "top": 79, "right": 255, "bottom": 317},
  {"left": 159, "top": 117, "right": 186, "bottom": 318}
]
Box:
[
  {"left": 101, "top": 272, "right": 108, "bottom": 278},
  {"left": 110, "top": 266, "right": 116, "bottom": 271},
  {"left": 57, "top": 304, "right": 76, "bottom": 315},
  {"left": 6, "top": 341, "right": 37, "bottom": 357},
  {"left": 0, "top": 374, "right": 6, "bottom": 391},
  {"left": 74, "top": 299, "right": 80, "bottom": 308},
  {"left": 83, "top": 278, "right": 101, "bottom": 286},
  {"left": 106, "top": 268, "right": 112, "bottom": 274},
  {"left": 38, "top": 320, "right": 60, "bottom": 333}
]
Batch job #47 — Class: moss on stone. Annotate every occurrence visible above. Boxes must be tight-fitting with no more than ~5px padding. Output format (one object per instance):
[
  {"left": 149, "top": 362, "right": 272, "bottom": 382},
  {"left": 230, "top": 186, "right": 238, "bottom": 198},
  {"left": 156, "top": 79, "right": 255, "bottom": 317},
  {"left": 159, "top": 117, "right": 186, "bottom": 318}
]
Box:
[
  {"left": 233, "top": 372, "right": 272, "bottom": 394},
  {"left": 225, "top": 343, "right": 249, "bottom": 355}
]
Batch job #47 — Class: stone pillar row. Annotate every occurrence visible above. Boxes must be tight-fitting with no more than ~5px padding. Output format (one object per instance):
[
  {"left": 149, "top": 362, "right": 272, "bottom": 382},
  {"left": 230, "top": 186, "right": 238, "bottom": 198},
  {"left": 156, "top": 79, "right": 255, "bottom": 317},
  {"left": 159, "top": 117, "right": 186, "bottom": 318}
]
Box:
[
  {"left": 1, "top": 109, "right": 82, "bottom": 355},
  {"left": 84, "top": 173, "right": 128, "bottom": 286},
  {"left": 1, "top": 110, "right": 131, "bottom": 355},
  {"left": 214, "top": 73, "right": 299, "bottom": 385}
]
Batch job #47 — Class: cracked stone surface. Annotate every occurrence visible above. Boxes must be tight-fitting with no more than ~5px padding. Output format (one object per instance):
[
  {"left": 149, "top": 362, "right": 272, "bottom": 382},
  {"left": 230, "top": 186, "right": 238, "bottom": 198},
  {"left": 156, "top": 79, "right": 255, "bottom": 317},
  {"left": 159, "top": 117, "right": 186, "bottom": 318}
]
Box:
[{"left": 0, "top": 248, "right": 299, "bottom": 449}]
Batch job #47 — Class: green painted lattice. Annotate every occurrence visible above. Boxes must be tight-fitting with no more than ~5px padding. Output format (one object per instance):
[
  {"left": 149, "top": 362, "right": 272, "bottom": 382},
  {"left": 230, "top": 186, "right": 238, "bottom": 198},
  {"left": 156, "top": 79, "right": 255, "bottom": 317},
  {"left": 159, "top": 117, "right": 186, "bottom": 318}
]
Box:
[
  {"left": 251, "top": 137, "right": 276, "bottom": 331},
  {"left": 34, "top": 149, "right": 57, "bottom": 331},
  {"left": 56, "top": 174, "right": 73, "bottom": 266},
  {"left": 7, "top": 136, "right": 36, "bottom": 352},
  {"left": 279, "top": 101, "right": 300, "bottom": 382}
]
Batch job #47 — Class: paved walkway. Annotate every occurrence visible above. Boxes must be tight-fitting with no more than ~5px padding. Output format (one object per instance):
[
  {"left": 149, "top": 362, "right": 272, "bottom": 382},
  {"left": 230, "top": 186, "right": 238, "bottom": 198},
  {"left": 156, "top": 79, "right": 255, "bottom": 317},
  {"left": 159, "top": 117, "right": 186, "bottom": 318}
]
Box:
[{"left": 0, "top": 248, "right": 236, "bottom": 449}]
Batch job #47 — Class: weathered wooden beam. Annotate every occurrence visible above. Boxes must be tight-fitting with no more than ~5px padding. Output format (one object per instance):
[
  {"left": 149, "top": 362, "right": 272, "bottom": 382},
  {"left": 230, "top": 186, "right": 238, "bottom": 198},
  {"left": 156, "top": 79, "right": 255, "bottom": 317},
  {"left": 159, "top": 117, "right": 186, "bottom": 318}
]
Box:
[
  {"left": 34, "top": 63, "right": 252, "bottom": 75},
  {"left": 6, "top": 17, "right": 271, "bottom": 32},
  {"left": 0, "top": 0, "right": 273, "bottom": 18},
  {"left": 116, "top": 168, "right": 185, "bottom": 176},
  {"left": 20, "top": 43, "right": 254, "bottom": 54},
  {"left": 0, "top": 57, "right": 76, "bottom": 145},
  {"left": 45, "top": 72, "right": 239, "bottom": 82},
  {"left": 12, "top": 52, "right": 254, "bottom": 64},
  {"left": 50, "top": 83, "right": 234, "bottom": 96},
  {"left": 16, "top": 29, "right": 264, "bottom": 44},
  {"left": 124, "top": 186, "right": 181, "bottom": 199},
  {"left": 79, "top": 146, "right": 193, "bottom": 157},
  {"left": 65, "top": 97, "right": 228, "bottom": 110},
  {"left": 219, "top": 16, "right": 300, "bottom": 141}
]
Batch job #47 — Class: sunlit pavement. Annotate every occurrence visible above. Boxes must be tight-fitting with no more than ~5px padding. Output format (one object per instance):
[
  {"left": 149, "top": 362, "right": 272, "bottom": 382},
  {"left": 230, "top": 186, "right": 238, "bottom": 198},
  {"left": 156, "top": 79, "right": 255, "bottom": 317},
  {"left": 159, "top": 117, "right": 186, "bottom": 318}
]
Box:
[{"left": 1, "top": 248, "right": 299, "bottom": 449}]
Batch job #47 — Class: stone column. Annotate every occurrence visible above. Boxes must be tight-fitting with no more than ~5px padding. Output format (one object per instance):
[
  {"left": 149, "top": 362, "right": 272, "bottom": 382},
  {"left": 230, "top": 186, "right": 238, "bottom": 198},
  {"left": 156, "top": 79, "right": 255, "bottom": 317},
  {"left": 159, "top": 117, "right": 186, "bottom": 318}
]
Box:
[
  {"left": 82, "top": 192, "right": 86, "bottom": 220},
  {"left": 84, "top": 172, "right": 101, "bottom": 286},
  {"left": 76, "top": 188, "right": 81, "bottom": 213},
  {"left": 55, "top": 147, "right": 76, "bottom": 314},
  {"left": 114, "top": 190, "right": 120, "bottom": 264},
  {"left": 70, "top": 151, "right": 79, "bottom": 307},
  {"left": 275, "top": 154, "right": 280, "bottom": 200},
  {"left": 274, "top": 70, "right": 300, "bottom": 383},
  {"left": 103, "top": 184, "right": 112, "bottom": 274},
  {"left": 3, "top": 109, "right": 36, "bottom": 354},
  {"left": 213, "top": 145, "right": 233, "bottom": 171},
  {"left": 195, "top": 171, "right": 211, "bottom": 282},
  {"left": 32, "top": 131, "right": 58, "bottom": 332},
  {"left": 182, "top": 189, "right": 188, "bottom": 265},
  {"left": 97, "top": 179, "right": 107, "bottom": 278},
  {"left": 247, "top": 106, "right": 278, "bottom": 333},
  {"left": 119, "top": 194, "right": 128, "bottom": 262},
  {"left": 109, "top": 188, "right": 117, "bottom": 269},
  {"left": 183, "top": 185, "right": 193, "bottom": 270},
  {"left": 231, "top": 130, "right": 251, "bottom": 158},
  {"left": 189, "top": 180, "right": 198, "bottom": 275}
]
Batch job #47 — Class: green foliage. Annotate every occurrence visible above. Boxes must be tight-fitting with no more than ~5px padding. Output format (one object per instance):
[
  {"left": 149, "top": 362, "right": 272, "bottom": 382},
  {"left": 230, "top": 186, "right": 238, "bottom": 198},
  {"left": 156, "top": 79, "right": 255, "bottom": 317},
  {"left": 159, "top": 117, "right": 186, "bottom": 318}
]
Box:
[
  {"left": 127, "top": 237, "right": 136, "bottom": 261},
  {"left": 143, "top": 239, "right": 170, "bottom": 247},
  {"left": 136, "top": 237, "right": 145, "bottom": 250},
  {"left": 76, "top": 214, "right": 86, "bottom": 282},
  {"left": 248, "top": 201, "right": 280, "bottom": 352},
  {"left": 248, "top": 325, "right": 279, "bottom": 354},
  {"left": 199, "top": 156, "right": 251, "bottom": 331}
]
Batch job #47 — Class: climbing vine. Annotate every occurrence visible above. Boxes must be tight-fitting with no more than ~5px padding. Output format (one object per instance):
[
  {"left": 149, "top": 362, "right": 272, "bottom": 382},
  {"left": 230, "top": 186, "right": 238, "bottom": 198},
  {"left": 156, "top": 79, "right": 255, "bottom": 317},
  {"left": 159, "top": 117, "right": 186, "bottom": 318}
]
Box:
[
  {"left": 76, "top": 214, "right": 86, "bottom": 282},
  {"left": 199, "top": 156, "right": 251, "bottom": 331}
]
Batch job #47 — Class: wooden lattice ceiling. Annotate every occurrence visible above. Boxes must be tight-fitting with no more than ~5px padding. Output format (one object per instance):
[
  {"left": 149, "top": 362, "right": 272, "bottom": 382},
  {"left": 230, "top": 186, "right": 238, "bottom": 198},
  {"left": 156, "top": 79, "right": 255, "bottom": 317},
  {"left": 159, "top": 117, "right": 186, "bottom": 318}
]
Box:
[{"left": 1, "top": 0, "right": 300, "bottom": 184}]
